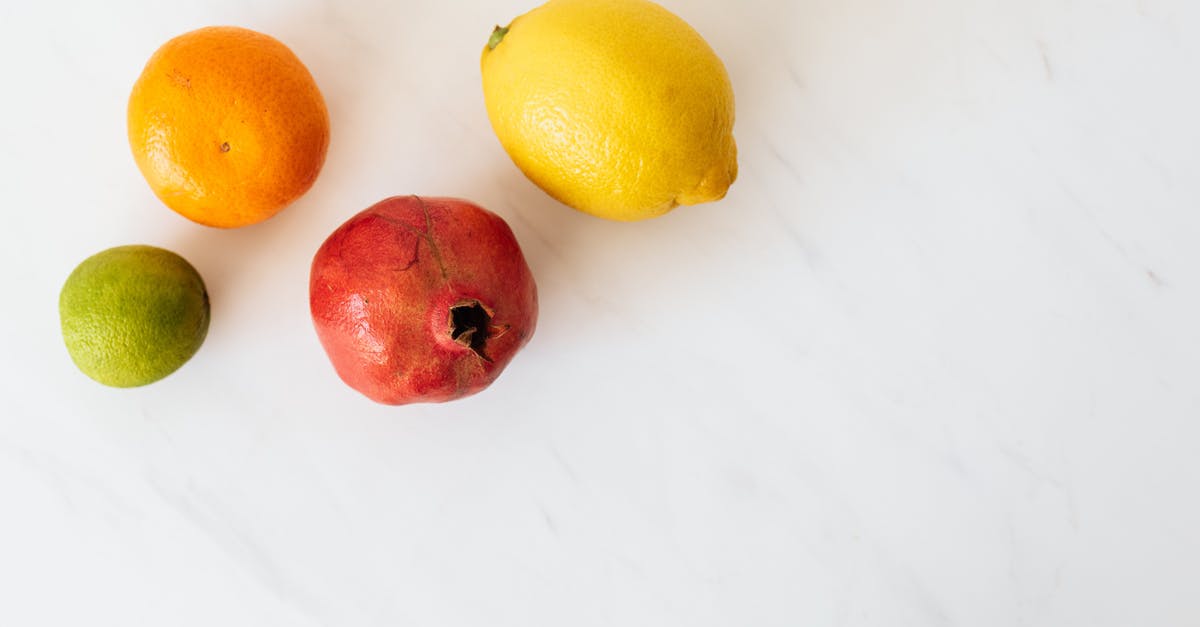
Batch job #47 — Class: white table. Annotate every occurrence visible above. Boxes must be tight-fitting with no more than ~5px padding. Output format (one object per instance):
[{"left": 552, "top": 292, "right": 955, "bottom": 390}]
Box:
[{"left": 2, "top": 1, "right": 1197, "bottom": 625}]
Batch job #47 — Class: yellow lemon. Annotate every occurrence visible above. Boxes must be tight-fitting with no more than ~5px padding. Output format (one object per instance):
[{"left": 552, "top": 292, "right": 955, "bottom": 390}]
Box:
[{"left": 481, "top": 0, "right": 737, "bottom": 221}]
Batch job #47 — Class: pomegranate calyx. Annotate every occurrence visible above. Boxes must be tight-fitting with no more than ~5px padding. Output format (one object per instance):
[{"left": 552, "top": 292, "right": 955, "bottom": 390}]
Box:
[{"left": 449, "top": 300, "right": 495, "bottom": 362}]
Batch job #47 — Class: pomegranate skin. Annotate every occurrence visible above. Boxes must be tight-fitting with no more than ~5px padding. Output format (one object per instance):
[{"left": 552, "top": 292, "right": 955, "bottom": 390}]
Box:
[{"left": 309, "top": 196, "right": 538, "bottom": 404}]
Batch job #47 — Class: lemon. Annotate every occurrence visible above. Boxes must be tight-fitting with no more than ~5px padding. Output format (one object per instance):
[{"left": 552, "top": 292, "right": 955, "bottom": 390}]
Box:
[
  {"left": 481, "top": 0, "right": 738, "bottom": 221},
  {"left": 60, "top": 245, "right": 210, "bottom": 388}
]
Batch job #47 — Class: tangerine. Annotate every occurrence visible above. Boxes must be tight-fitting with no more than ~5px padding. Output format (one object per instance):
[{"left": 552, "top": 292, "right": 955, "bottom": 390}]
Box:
[{"left": 128, "top": 26, "right": 330, "bottom": 228}]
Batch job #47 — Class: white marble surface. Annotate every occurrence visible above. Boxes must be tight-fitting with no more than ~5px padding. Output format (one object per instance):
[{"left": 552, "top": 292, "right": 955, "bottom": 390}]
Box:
[{"left": 2, "top": 0, "right": 1199, "bottom": 624}]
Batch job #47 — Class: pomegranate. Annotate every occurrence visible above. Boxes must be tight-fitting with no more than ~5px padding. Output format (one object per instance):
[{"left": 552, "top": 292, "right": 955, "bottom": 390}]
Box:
[{"left": 309, "top": 196, "right": 538, "bottom": 404}]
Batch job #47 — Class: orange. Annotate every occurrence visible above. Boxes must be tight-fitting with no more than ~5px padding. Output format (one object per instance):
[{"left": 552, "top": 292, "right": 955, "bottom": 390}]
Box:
[{"left": 128, "top": 26, "right": 330, "bottom": 228}]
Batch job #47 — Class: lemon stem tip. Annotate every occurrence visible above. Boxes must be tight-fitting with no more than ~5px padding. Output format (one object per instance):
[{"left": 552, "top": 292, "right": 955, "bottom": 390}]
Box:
[{"left": 488, "top": 25, "right": 509, "bottom": 50}]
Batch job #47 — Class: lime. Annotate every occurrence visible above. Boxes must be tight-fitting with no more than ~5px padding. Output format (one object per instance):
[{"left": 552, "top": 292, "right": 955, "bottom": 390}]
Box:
[{"left": 59, "top": 245, "right": 210, "bottom": 387}]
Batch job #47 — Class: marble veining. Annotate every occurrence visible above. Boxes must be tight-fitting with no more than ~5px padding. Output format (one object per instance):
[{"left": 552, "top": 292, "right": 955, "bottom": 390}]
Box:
[{"left": 2, "top": 0, "right": 1199, "bottom": 625}]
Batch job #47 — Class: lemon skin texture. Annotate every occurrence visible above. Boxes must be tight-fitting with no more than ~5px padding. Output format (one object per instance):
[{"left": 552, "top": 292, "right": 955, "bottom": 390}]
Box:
[{"left": 481, "top": 0, "right": 738, "bottom": 221}]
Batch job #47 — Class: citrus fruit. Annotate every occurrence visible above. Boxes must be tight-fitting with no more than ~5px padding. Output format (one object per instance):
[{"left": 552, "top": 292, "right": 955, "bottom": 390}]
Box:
[
  {"left": 480, "top": 0, "right": 737, "bottom": 221},
  {"left": 128, "top": 26, "right": 330, "bottom": 228},
  {"left": 60, "top": 245, "right": 210, "bottom": 388}
]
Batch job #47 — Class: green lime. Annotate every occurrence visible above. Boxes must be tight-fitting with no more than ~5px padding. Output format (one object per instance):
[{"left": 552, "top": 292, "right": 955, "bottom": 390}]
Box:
[{"left": 59, "top": 245, "right": 210, "bottom": 387}]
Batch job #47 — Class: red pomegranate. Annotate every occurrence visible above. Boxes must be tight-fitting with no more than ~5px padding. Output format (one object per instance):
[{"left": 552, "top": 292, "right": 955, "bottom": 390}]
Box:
[{"left": 309, "top": 196, "right": 538, "bottom": 404}]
